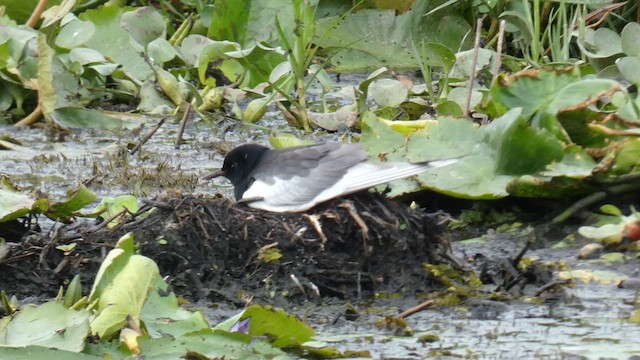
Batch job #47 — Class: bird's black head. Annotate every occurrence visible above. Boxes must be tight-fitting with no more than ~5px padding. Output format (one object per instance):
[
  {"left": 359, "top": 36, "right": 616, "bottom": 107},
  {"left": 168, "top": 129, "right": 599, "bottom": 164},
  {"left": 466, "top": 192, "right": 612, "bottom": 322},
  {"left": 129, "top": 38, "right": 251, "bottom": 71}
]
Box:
[{"left": 220, "top": 144, "right": 269, "bottom": 198}]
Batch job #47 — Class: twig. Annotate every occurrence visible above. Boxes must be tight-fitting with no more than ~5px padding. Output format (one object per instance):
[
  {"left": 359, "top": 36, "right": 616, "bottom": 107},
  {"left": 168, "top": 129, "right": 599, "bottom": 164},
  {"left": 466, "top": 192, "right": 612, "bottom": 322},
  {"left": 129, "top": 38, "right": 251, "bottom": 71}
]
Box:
[
  {"left": 290, "top": 274, "right": 306, "bottom": 295},
  {"left": 534, "top": 280, "right": 570, "bottom": 297},
  {"left": 175, "top": 103, "right": 192, "bottom": 149},
  {"left": 492, "top": 20, "right": 506, "bottom": 86},
  {"left": 397, "top": 299, "right": 435, "bottom": 319},
  {"left": 464, "top": 17, "right": 484, "bottom": 118},
  {"left": 339, "top": 201, "right": 370, "bottom": 256},
  {"left": 130, "top": 118, "right": 166, "bottom": 155},
  {"left": 26, "top": 0, "right": 48, "bottom": 28},
  {"left": 303, "top": 214, "right": 328, "bottom": 249},
  {"left": 87, "top": 208, "right": 128, "bottom": 232},
  {"left": 511, "top": 241, "right": 530, "bottom": 269}
]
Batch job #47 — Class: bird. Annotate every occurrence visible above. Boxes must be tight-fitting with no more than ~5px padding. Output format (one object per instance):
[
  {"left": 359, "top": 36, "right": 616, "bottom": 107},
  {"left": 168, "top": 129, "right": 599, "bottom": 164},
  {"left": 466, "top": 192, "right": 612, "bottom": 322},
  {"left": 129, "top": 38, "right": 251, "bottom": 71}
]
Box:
[{"left": 202, "top": 142, "right": 458, "bottom": 212}]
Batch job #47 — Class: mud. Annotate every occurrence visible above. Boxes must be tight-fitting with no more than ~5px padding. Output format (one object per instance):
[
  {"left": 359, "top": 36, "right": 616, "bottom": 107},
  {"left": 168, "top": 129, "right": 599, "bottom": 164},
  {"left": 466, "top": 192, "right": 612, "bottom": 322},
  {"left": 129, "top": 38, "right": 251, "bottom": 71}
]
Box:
[{"left": 0, "top": 192, "right": 462, "bottom": 305}]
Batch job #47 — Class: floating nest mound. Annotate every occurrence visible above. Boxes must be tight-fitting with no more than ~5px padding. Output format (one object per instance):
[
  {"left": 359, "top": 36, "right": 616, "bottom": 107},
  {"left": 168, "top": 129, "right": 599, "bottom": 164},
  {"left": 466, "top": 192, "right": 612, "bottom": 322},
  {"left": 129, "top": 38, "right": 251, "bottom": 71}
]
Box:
[{"left": 0, "top": 192, "right": 460, "bottom": 303}]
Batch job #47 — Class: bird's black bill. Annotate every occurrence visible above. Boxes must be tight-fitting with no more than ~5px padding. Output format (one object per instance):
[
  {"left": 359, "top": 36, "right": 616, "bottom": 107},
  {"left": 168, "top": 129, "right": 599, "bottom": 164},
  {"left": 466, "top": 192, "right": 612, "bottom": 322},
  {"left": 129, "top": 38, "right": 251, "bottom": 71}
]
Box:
[{"left": 201, "top": 169, "right": 225, "bottom": 180}]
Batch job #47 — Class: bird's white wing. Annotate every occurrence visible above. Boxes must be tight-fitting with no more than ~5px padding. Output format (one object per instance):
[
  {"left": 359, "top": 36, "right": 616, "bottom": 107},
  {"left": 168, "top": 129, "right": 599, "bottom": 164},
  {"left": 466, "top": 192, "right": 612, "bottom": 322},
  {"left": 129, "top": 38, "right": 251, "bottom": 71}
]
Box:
[{"left": 243, "top": 150, "right": 457, "bottom": 212}]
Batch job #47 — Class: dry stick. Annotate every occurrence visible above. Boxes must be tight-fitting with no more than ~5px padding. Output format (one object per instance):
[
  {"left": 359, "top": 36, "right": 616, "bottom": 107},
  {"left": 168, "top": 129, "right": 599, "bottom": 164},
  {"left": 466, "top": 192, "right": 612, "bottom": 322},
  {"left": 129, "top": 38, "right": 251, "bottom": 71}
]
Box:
[
  {"left": 491, "top": 20, "right": 506, "bottom": 86},
  {"left": 130, "top": 118, "right": 166, "bottom": 155},
  {"left": 87, "top": 208, "right": 128, "bottom": 233},
  {"left": 464, "top": 18, "right": 484, "bottom": 118},
  {"left": 26, "top": 0, "right": 48, "bottom": 28},
  {"left": 175, "top": 103, "right": 192, "bottom": 149},
  {"left": 397, "top": 299, "right": 435, "bottom": 319},
  {"left": 339, "top": 201, "right": 370, "bottom": 255},
  {"left": 303, "top": 214, "right": 328, "bottom": 249}
]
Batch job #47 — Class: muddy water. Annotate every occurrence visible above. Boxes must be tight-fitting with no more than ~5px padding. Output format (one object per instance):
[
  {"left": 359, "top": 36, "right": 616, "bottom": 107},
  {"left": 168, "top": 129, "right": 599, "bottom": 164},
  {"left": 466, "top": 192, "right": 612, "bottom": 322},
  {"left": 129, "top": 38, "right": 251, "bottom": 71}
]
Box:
[{"left": 1, "top": 120, "right": 640, "bottom": 359}]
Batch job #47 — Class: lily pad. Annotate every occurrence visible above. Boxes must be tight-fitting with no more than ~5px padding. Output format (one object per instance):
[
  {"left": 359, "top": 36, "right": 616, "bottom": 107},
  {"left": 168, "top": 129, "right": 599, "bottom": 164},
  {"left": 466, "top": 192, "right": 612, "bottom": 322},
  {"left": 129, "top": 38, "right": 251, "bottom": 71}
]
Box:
[{"left": 0, "top": 301, "right": 90, "bottom": 352}]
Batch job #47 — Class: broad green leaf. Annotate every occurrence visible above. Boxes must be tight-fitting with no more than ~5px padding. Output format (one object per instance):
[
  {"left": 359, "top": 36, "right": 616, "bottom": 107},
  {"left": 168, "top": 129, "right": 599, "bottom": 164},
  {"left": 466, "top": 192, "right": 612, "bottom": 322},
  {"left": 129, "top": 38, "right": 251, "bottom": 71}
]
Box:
[
  {"left": 89, "top": 234, "right": 136, "bottom": 302},
  {"left": 0, "top": 176, "right": 36, "bottom": 222},
  {"left": 47, "top": 184, "right": 97, "bottom": 221},
  {"left": 420, "top": 41, "right": 456, "bottom": 70},
  {"left": 209, "top": 0, "right": 294, "bottom": 47},
  {"left": 269, "top": 135, "right": 315, "bottom": 149},
  {"left": 80, "top": 6, "right": 152, "bottom": 80},
  {"left": 451, "top": 48, "right": 494, "bottom": 78},
  {"left": 197, "top": 41, "right": 243, "bottom": 85},
  {"left": 120, "top": 7, "right": 166, "bottom": 48},
  {"left": 179, "top": 35, "right": 213, "bottom": 67},
  {"left": 55, "top": 18, "right": 95, "bottom": 49},
  {"left": 499, "top": 10, "right": 533, "bottom": 45},
  {"left": 147, "top": 38, "right": 177, "bottom": 65},
  {"left": 0, "top": 346, "right": 100, "bottom": 359},
  {"left": 407, "top": 116, "right": 480, "bottom": 162},
  {"left": 621, "top": 22, "right": 640, "bottom": 57},
  {"left": 90, "top": 253, "right": 160, "bottom": 338},
  {"left": 140, "top": 279, "right": 209, "bottom": 338},
  {"left": 540, "top": 146, "right": 596, "bottom": 178},
  {"left": 578, "top": 27, "right": 623, "bottom": 59},
  {"left": 613, "top": 138, "right": 640, "bottom": 173},
  {"left": 616, "top": 56, "right": 640, "bottom": 87},
  {"left": 488, "top": 68, "right": 582, "bottom": 118},
  {"left": 227, "top": 42, "right": 287, "bottom": 87},
  {"left": 315, "top": 4, "right": 472, "bottom": 71},
  {"left": 362, "top": 112, "right": 405, "bottom": 160},
  {"left": 136, "top": 329, "right": 290, "bottom": 359},
  {"left": 68, "top": 48, "right": 106, "bottom": 65},
  {"left": 447, "top": 87, "right": 482, "bottom": 112},
  {"left": 369, "top": 79, "right": 408, "bottom": 107},
  {"left": 0, "top": 301, "right": 90, "bottom": 351},
  {"left": 546, "top": 79, "right": 624, "bottom": 115},
  {"left": 215, "top": 305, "right": 315, "bottom": 348},
  {"left": 49, "top": 107, "right": 144, "bottom": 130},
  {"left": 485, "top": 109, "right": 564, "bottom": 175}
]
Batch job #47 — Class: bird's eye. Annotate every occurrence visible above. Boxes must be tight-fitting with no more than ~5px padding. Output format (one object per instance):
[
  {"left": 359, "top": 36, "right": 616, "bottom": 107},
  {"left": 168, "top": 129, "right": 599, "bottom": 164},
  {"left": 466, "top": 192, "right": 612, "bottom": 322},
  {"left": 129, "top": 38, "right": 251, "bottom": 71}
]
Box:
[{"left": 231, "top": 163, "right": 238, "bottom": 168}]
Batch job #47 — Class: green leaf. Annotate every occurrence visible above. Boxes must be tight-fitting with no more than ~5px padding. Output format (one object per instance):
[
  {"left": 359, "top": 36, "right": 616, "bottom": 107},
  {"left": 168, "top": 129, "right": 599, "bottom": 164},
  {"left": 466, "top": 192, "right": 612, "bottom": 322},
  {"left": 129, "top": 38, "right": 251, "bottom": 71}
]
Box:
[
  {"left": 209, "top": 0, "right": 294, "bottom": 47},
  {"left": 140, "top": 279, "right": 209, "bottom": 338},
  {"left": 488, "top": 68, "right": 582, "bottom": 118},
  {"left": 90, "top": 253, "right": 160, "bottom": 338},
  {"left": 136, "top": 329, "right": 290, "bottom": 359},
  {"left": 120, "top": 7, "right": 165, "bottom": 48},
  {"left": 55, "top": 17, "right": 95, "bottom": 49},
  {"left": 621, "top": 22, "right": 640, "bottom": 57},
  {"left": 269, "top": 135, "right": 315, "bottom": 149},
  {"left": 0, "top": 301, "right": 90, "bottom": 351},
  {"left": 49, "top": 108, "right": 144, "bottom": 131},
  {"left": 47, "top": 184, "right": 97, "bottom": 222},
  {"left": 0, "top": 176, "right": 36, "bottom": 223},
  {"left": 197, "top": 40, "right": 243, "bottom": 85},
  {"left": 616, "top": 56, "right": 640, "bottom": 87},
  {"left": 315, "top": 5, "right": 472, "bottom": 72},
  {"left": 79, "top": 6, "right": 152, "bottom": 80},
  {"left": 215, "top": 305, "right": 315, "bottom": 348},
  {"left": 578, "top": 27, "right": 623, "bottom": 59},
  {"left": 485, "top": 109, "right": 564, "bottom": 175},
  {"left": 369, "top": 79, "right": 408, "bottom": 107},
  {"left": 0, "top": 346, "right": 100, "bottom": 359}
]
